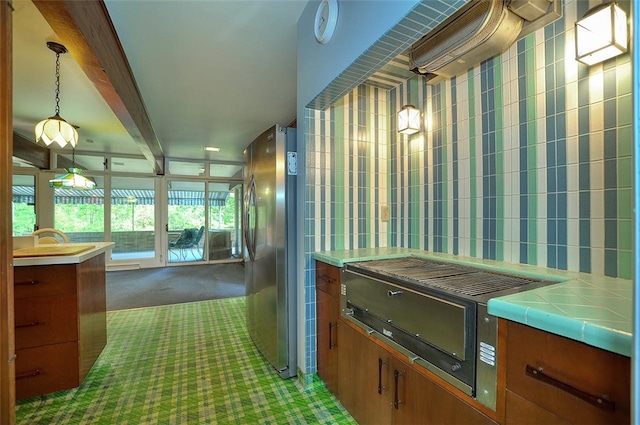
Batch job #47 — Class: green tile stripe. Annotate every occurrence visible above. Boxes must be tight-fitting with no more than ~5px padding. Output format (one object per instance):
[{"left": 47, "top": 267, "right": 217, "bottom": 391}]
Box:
[{"left": 16, "top": 299, "right": 354, "bottom": 425}]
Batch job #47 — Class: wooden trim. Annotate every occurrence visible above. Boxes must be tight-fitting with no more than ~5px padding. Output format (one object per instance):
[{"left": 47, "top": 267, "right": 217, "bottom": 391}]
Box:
[
  {"left": 13, "top": 132, "right": 49, "bottom": 170},
  {"left": 32, "top": 0, "right": 165, "bottom": 175},
  {"left": 0, "top": 1, "right": 16, "bottom": 423}
]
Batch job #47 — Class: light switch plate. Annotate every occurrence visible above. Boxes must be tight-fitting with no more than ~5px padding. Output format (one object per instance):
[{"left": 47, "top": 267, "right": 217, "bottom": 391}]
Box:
[{"left": 381, "top": 204, "right": 390, "bottom": 222}]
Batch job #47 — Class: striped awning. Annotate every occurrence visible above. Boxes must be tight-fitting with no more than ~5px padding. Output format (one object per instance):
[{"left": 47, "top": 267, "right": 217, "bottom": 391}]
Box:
[{"left": 12, "top": 187, "right": 230, "bottom": 206}]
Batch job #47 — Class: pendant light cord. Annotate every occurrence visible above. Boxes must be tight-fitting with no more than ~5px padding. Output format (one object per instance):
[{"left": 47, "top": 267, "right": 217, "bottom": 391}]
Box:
[{"left": 54, "top": 51, "right": 61, "bottom": 115}]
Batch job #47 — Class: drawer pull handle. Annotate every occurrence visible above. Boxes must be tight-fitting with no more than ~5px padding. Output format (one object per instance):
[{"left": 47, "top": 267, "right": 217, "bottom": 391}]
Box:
[
  {"left": 525, "top": 365, "right": 615, "bottom": 411},
  {"left": 15, "top": 280, "right": 39, "bottom": 286},
  {"left": 377, "top": 358, "right": 386, "bottom": 394},
  {"left": 16, "top": 321, "right": 41, "bottom": 329},
  {"left": 16, "top": 369, "right": 42, "bottom": 380},
  {"left": 393, "top": 369, "right": 403, "bottom": 409},
  {"left": 317, "top": 274, "right": 335, "bottom": 284},
  {"left": 328, "top": 322, "right": 334, "bottom": 350}
]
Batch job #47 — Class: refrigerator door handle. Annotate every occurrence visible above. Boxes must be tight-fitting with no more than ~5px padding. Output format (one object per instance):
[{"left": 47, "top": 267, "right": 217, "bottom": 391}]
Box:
[{"left": 243, "top": 177, "right": 257, "bottom": 262}]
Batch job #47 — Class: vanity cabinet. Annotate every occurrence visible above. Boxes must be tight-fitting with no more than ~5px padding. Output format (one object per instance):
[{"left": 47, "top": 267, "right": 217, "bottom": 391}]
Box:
[
  {"left": 338, "top": 319, "right": 496, "bottom": 425},
  {"left": 315, "top": 260, "right": 341, "bottom": 395},
  {"left": 14, "top": 253, "right": 107, "bottom": 400},
  {"left": 503, "top": 319, "right": 630, "bottom": 425}
]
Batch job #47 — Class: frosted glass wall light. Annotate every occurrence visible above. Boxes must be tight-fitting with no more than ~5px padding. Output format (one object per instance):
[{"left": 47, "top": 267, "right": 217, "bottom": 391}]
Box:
[
  {"left": 397, "top": 105, "right": 421, "bottom": 135},
  {"left": 575, "top": 2, "right": 628, "bottom": 66}
]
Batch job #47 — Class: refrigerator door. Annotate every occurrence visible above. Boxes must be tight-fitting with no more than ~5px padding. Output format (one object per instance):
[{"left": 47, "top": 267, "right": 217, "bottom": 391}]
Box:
[{"left": 244, "top": 125, "right": 296, "bottom": 378}]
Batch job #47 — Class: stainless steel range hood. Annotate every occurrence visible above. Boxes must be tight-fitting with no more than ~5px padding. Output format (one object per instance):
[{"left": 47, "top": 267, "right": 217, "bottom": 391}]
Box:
[{"left": 410, "top": 0, "right": 562, "bottom": 84}]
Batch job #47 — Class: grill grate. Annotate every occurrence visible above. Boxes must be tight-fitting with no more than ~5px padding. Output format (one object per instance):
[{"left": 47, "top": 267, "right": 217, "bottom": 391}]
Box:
[{"left": 350, "top": 257, "right": 539, "bottom": 297}]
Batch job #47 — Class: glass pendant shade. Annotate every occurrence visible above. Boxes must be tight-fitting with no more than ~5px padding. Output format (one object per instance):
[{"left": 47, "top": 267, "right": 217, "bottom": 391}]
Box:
[
  {"left": 35, "top": 42, "right": 79, "bottom": 149},
  {"left": 35, "top": 113, "right": 79, "bottom": 148},
  {"left": 49, "top": 167, "right": 97, "bottom": 190},
  {"left": 397, "top": 105, "right": 421, "bottom": 135},
  {"left": 575, "top": 2, "right": 628, "bottom": 66}
]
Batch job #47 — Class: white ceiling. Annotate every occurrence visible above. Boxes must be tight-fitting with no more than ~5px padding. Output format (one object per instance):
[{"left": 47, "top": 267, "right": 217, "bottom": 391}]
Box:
[{"left": 12, "top": 0, "right": 308, "bottom": 170}]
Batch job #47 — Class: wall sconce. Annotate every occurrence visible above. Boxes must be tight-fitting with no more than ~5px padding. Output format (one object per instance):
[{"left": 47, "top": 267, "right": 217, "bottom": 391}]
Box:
[
  {"left": 575, "top": 2, "right": 628, "bottom": 66},
  {"left": 397, "top": 105, "right": 421, "bottom": 135},
  {"left": 35, "top": 42, "right": 79, "bottom": 148}
]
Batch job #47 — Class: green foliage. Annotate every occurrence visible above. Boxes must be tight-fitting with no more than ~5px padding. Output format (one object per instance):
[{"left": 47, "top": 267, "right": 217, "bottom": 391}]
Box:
[
  {"left": 54, "top": 204, "right": 105, "bottom": 232},
  {"left": 12, "top": 203, "right": 36, "bottom": 236},
  {"left": 13, "top": 193, "right": 240, "bottom": 235}
]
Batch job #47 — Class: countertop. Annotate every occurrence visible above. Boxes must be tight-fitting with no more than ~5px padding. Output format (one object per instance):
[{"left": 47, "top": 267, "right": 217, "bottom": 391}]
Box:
[
  {"left": 314, "top": 248, "right": 632, "bottom": 357},
  {"left": 13, "top": 242, "right": 115, "bottom": 267}
]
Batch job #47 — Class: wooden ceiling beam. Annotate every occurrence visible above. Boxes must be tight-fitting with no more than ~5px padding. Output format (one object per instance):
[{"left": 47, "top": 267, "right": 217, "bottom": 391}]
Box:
[
  {"left": 32, "top": 0, "right": 165, "bottom": 175},
  {"left": 13, "top": 132, "right": 49, "bottom": 169}
]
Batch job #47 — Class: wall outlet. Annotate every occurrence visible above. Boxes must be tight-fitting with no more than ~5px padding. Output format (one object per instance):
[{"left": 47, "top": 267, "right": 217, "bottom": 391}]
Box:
[{"left": 381, "top": 204, "right": 390, "bottom": 222}]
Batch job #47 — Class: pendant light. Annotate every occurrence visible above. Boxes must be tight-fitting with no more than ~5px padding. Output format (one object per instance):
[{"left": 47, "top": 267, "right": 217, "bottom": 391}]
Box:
[
  {"left": 49, "top": 148, "right": 97, "bottom": 190},
  {"left": 34, "top": 42, "right": 79, "bottom": 148}
]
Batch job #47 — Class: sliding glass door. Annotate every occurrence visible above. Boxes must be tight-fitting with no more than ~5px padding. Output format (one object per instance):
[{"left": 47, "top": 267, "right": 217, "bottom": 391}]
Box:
[
  {"left": 110, "top": 176, "right": 156, "bottom": 261},
  {"left": 167, "top": 181, "right": 206, "bottom": 263}
]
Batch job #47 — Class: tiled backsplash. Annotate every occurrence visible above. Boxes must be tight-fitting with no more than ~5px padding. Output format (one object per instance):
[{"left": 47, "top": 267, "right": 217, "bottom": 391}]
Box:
[{"left": 303, "top": 0, "right": 632, "bottom": 373}]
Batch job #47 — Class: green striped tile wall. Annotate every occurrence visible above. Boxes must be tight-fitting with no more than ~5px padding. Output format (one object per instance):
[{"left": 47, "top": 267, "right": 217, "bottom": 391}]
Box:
[{"left": 303, "top": 0, "right": 632, "bottom": 375}]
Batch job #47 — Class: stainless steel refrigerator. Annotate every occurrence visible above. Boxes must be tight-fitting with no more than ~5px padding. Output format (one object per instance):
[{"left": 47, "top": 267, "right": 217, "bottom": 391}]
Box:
[{"left": 243, "top": 124, "right": 297, "bottom": 378}]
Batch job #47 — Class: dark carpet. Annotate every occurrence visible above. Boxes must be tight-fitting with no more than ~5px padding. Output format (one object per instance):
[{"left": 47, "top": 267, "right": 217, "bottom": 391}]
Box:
[{"left": 106, "top": 263, "right": 246, "bottom": 311}]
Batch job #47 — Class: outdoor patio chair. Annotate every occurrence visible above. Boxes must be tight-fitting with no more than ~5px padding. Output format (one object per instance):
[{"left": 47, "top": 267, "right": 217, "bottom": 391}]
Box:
[
  {"left": 190, "top": 226, "right": 205, "bottom": 260},
  {"left": 168, "top": 227, "right": 197, "bottom": 261}
]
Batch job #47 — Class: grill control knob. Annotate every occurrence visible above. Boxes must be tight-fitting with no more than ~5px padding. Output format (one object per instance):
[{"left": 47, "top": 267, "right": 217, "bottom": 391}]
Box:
[
  {"left": 451, "top": 363, "right": 462, "bottom": 372},
  {"left": 387, "top": 290, "right": 403, "bottom": 298}
]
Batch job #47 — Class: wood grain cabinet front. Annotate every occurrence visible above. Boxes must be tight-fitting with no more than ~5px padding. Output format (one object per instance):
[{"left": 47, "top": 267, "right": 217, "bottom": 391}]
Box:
[
  {"left": 504, "top": 320, "right": 630, "bottom": 425},
  {"left": 316, "top": 260, "right": 341, "bottom": 395},
  {"left": 13, "top": 254, "right": 107, "bottom": 400},
  {"left": 338, "top": 319, "right": 496, "bottom": 425}
]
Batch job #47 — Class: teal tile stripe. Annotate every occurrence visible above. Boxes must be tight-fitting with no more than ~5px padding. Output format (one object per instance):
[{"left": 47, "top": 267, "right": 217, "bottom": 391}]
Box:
[
  {"left": 468, "top": 68, "right": 478, "bottom": 257},
  {"left": 494, "top": 56, "right": 504, "bottom": 261}
]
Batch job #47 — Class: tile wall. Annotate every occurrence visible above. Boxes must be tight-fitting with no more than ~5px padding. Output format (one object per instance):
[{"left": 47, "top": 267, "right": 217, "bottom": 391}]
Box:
[{"left": 303, "top": 0, "right": 633, "bottom": 373}]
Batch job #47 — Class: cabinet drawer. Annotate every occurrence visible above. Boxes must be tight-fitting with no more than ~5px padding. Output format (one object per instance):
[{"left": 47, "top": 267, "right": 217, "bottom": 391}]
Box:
[
  {"left": 316, "top": 261, "right": 341, "bottom": 299},
  {"left": 506, "top": 321, "right": 630, "bottom": 424},
  {"left": 15, "top": 342, "right": 80, "bottom": 400},
  {"left": 15, "top": 294, "right": 78, "bottom": 349},
  {"left": 14, "top": 264, "right": 76, "bottom": 299}
]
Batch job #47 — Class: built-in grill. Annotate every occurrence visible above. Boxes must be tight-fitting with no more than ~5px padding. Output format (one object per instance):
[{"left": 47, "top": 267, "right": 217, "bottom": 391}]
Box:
[
  {"left": 349, "top": 257, "right": 539, "bottom": 299},
  {"left": 341, "top": 256, "right": 556, "bottom": 411}
]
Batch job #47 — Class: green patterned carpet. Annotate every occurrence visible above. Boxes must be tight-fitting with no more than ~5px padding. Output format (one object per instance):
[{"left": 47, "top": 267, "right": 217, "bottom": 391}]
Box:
[{"left": 16, "top": 298, "right": 355, "bottom": 424}]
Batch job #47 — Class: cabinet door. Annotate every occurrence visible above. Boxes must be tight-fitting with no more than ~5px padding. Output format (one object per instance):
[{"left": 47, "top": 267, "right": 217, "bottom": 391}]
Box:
[
  {"left": 390, "top": 356, "right": 496, "bottom": 425},
  {"left": 338, "top": 321, "right": 391, "bottom": 425},
  {"left": 316, "top": 289, "right": 339, "bottom": 395}
]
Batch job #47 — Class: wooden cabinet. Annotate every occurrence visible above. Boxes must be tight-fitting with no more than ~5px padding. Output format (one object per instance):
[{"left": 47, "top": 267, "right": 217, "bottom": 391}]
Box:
[
  {"left": 338, "top": 319, "right": 496, "bottom": 425},
  {"left": 338, "top": 320, "right": 389, "bottom": 424},
  {"left": 316, "top": 261, "right": 341, "bottom": 395},
  {"left": 14, "top": 254, "right": 107, "bottom": 400},
  {"left": 504, "top": 319, "right": 630, "bottom": 425}
]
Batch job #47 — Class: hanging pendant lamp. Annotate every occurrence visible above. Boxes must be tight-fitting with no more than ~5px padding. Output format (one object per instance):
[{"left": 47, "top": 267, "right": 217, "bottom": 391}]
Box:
[
  {"left": 34, "top": 42, "right": 79, "bottom": 148},
  {"left": 49, "top": 148, "right": 97, "bottom": 190}
]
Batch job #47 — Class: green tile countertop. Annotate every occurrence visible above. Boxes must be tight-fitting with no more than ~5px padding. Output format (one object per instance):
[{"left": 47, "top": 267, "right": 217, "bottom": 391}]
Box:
[{"left": 314, "top": 248, "right": 632, "bottom": 357}]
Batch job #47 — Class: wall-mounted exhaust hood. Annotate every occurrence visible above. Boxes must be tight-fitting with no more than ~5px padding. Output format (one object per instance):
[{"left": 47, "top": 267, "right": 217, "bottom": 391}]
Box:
[{"left": 409, "top": 0, "right": 561, "bottom": 84}]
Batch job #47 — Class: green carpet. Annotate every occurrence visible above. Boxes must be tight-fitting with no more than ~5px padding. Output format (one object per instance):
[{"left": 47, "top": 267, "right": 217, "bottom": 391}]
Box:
[{"left": 16, "top": 298, "right": 355, "bottom": 424}]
